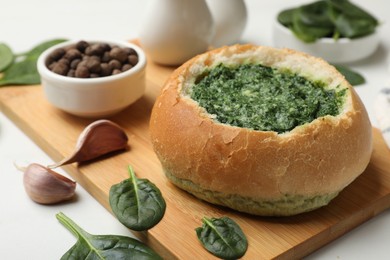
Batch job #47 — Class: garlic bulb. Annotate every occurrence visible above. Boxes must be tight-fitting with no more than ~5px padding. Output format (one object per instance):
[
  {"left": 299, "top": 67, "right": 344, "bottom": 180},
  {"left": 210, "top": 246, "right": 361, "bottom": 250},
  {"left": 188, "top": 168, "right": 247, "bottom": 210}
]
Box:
[
  {"left": 49, "top": 119, "right": 128, "bottom": 168},
  {"left": 20, "top": 163, "right": 76, "bottom": 204}
]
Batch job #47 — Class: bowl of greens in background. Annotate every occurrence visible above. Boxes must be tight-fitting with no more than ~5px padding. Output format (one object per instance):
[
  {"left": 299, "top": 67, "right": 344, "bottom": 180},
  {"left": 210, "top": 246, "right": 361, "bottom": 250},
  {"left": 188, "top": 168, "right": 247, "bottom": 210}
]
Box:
[{"left": 273, "top": 0, "right": 380, "bottom": 63}]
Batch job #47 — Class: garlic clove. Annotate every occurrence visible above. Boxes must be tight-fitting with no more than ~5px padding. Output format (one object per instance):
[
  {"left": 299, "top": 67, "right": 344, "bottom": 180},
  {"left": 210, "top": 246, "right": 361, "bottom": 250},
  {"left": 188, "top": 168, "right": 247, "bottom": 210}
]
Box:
[
  {"left": 21, "top": 163, "right": 76, "bottom": 204},
  {"left": 49, "top": 119, "right": 129, "bottom": 169}
]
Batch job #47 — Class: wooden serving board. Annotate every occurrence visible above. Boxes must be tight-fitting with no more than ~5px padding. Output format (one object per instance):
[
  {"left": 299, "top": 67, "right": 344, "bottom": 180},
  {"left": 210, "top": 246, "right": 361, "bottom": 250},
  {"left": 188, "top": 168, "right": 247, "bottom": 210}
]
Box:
[{"left": 1, "top": 52, "right": 390, "bottom": 259}]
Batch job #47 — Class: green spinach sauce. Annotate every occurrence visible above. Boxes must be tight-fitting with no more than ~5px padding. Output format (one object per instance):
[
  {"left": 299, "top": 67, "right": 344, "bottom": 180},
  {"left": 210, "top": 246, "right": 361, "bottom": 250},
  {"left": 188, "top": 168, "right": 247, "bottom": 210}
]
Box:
[{"left": 189, "top": 64, "right": 346, "bottom": 133}]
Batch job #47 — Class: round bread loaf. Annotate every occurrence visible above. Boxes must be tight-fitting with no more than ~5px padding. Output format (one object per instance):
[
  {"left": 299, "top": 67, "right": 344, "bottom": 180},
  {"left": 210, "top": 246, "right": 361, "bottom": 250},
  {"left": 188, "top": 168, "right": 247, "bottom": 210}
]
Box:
[{"left": 149, "top": 44, "right": 373, "bottom": 216}]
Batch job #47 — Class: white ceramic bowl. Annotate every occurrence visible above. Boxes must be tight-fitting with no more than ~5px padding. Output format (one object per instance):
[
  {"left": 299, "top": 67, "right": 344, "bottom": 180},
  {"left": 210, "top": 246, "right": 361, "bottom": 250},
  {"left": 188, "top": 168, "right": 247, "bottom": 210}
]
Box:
[
  {"left": 37, "top": 40, "right": 146, "bottom": 118},
  {"left": 272, "top": 20, "right": 379, "bottom": 63}
]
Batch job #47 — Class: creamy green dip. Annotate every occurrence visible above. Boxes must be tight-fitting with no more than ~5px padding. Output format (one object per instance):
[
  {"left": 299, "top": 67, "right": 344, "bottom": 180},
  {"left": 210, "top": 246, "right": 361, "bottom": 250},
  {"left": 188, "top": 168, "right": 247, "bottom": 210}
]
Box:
[{"left": 189, "top": 64, "right": 346, "bottom": 133}]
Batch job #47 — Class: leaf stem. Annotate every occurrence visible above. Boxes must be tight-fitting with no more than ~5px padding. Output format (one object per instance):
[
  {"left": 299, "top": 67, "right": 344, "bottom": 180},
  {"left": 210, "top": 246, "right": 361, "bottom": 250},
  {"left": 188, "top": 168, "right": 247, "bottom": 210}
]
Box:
[
  {"left": 128, "top": 165, "right": 141, "bottom": 222},
  {"left": 56, "top": 212, "right": 84, "bottom": 238},
  {"left": 202, "top": 217, "right": 235, "bottom": 251},
  {"left": 56, "top": 212, "right": 105, "bottom": 259}
]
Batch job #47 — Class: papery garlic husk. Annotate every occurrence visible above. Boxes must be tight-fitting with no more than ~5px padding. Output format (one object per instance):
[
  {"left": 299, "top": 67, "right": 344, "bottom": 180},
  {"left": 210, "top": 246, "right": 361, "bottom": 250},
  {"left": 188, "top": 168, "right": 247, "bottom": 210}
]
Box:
[
  {"left": 49, "top": 119, "right": 128, "bottom": 169},
  {"left": 22, "top": 163, "right": 76, "bottom": 204}
]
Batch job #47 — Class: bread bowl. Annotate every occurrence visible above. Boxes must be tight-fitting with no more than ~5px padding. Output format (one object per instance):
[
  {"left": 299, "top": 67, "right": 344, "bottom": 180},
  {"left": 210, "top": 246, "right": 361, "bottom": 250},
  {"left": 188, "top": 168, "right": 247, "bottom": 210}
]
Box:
[{"left": 149, "top": 44, "right": 373, "bottom": 216}]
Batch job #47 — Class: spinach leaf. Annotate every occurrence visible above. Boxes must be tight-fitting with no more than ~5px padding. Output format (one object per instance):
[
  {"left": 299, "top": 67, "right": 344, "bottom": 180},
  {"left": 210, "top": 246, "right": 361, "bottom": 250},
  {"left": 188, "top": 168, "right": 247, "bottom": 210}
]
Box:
[
  {"left": 333, "top": 14, "right": 377, "bottom": 38},
  {"left": 56, "top": 212, "right": 162, "bottom": 260},
  {"left": 291, "top": 8, "right": 334, "bottom": 43},
  {"left": 298, "top": 0, "right": 333, "bottom": 28},
  {"left": 24, "top": 38, "right": 67, "bottom": 59},
  {"left": 333, "top": 64, "right": 365, "bottom": 86},
  {"left": 328, "top": 0, "right": 378, "bottom": 21},
  {"left": 329, "top": 0, "right": 378, "bottom": 38},
  {"left": 0, "top": 38, "right": 67, "bottom": 86},
  {"left": 280, "top": 0, "right": 335, "bottom": 43},
  {"left": 0, "top": 58, "right": 40, "bottom": 86},
  {"left": 0, "top": 43, "right": 14, "bottom": 72},
  {"left": 277, "top": 0, "right": 379, "bottom": 43},
  {"left": 109, "top": 165, "right": 166, "bottom": 231},
  {"left": 277, "top": 8, "right": 295, "bottom": 26},
  {"left": 196, "top": 217, "right": 248, "bottom": 260}
]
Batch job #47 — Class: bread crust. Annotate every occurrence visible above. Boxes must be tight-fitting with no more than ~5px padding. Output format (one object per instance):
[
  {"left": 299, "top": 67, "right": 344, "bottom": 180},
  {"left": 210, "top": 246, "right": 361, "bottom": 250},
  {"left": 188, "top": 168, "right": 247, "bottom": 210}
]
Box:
[{"left": 149, "top": 44, "right": 373, "bottom": 216}]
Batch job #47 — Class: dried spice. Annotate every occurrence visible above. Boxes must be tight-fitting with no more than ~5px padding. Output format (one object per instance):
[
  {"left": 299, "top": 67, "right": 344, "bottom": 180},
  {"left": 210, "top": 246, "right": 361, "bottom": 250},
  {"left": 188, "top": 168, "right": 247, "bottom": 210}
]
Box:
[{"left": 46, "top": 40, "right": 139, "bottom": 78}]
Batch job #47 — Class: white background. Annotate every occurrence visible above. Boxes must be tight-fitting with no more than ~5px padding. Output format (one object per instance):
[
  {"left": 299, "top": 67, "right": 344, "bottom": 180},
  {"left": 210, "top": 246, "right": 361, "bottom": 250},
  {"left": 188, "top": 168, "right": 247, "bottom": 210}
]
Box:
[{"left": 0, "top": 0, "right": 389, "bottom": 259}]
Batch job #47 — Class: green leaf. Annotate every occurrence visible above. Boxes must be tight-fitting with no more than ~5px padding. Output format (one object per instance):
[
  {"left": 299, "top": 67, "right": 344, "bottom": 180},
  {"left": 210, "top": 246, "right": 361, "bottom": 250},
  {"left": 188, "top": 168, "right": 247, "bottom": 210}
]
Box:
[
  {"left": 0, "top": 38, "right": 67, "bottom": 87},
  {"left": 287, "top": 1, "right": 335, "bottom": 43},
  {"left": 56, "top": 212, "right": 163, "bottom": 260},
  {"left": 0, "top": 58, "right": 40, "bottom": 86},
  {"left": 326, "top": 0, "right": 378, "bottom": 38},
  {"left": 277, "top": 0, "right": 379, "bottom": 42},
  {"left": 24, "top": 38, "right": 67, "bottom": 59},
  {"left": 291, "top": 8, "right": 333, "bottom": 43},
  {"left": 195, "top": 216, "right": 248, "bottom": 260},
  {"left": 109, "top": 165, "right": 166, "bottom": 231},
  {"left": 0, "top": 43, "right": 14, "bottom": 72},
  {"left": 298, "top": 0, "right": 334, "bottom": 28},
  {"left": 328, "top": 0, "right": 378, "bottom": 21},
  {"left": 334, "top": 14, "right": 377, "bottom": 38},
  {"left": 333, "top": 64, "right": 365, "bottom": 86},
  {"left": 277, "top": 8, "right": 296, "bottom": 26}
]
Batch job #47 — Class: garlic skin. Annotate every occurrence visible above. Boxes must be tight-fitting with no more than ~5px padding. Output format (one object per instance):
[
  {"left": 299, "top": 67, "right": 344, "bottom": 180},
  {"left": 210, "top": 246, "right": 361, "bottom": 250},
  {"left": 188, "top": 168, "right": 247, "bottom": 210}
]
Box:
[
  {"left": 49, "top": 119, "right": 128, "bottom": 168},
  {"left": 22, "top": 163, "right": 76, "bottom": 204}
]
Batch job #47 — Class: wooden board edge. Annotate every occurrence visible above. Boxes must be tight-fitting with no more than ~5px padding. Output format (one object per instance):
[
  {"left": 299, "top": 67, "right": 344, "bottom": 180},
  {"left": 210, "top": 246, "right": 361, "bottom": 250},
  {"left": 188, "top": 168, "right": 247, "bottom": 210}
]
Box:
[{"left": 281, "top": 192, "right": 390, "bottom": 259}]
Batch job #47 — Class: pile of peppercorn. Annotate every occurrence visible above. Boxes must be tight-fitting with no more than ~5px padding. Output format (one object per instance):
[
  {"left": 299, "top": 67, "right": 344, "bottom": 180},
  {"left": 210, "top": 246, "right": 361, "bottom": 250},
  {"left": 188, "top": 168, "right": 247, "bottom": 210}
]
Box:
[{"left": 46, "top": 40, "right": 139, "bottom": 78}]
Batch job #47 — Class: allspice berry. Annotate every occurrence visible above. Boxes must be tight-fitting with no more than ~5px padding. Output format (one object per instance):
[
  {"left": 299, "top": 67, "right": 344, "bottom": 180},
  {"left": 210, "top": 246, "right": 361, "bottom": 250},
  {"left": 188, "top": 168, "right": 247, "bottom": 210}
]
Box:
[
  {"left": 70, "top": 59, "right": 81, "bottom": 69},
  {"left": 122, "top": 64, "right": 133, "bottom": 72},
  {"left": 109, "top": 59, "right": 122, "bottom": 70},
  {"left": 110, "top": 47, "right": 128, "bottom": 63},
  {"left": 75, "top": 66, "right": 90, "bottom": 78},
  {"left": 67, "top": 69, "right": 76, "bottom": 77},
  {"left": 64, "top": 49, "right": 82, "bottom": 61},
  {"left": 50, "top": 48, "right": 66, "bottom": 61},
  {"left": 52, "top": 62, "right": 69, "bottom": 76},
  {"left": 46, "top": 40, "right": 139, "bottom": 78},
  {"left": 85, "top": 44, "right": 105, "bottom": 56},
  {"left": 101, "top": 63, "right": 113, "bottom": 76},
  {"left": 128, "top": 55, "right": 139, "bottom": 66},
  {"left": 85, "top": 58, "right": 101, "bottom": 73},
  {"left": 112, "top": 69, "right": 122, "bottom": 75},
  {"left": 76, "top": 40, "right": 89, "bottom": 52}
]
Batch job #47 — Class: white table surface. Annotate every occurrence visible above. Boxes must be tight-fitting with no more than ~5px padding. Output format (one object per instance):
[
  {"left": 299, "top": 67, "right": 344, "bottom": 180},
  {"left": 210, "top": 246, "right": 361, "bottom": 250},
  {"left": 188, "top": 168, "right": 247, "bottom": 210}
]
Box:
[{"left": 1, "top": 0, "right": 389, "bottom": 259}]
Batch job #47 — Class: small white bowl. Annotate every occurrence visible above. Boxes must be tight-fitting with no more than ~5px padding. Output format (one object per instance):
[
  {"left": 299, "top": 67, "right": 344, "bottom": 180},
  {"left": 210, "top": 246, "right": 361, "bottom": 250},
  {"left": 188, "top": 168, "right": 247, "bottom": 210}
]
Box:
[
  {"left": 272, "top": 20, "right": 379, "bottom": 63},
  {"left": 37, "top": 39, "right": 146, "bottom": 118}
]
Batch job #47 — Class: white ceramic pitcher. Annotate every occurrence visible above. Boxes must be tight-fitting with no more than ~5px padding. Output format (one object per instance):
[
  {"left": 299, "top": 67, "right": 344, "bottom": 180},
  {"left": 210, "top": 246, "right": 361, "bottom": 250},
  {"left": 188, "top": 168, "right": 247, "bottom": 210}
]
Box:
[
  {"left": 206, "top": 0, "right": 247, "bottom": 47},
  {"left": 139, "top": 0, "right": 215, "bottom": 66}
]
